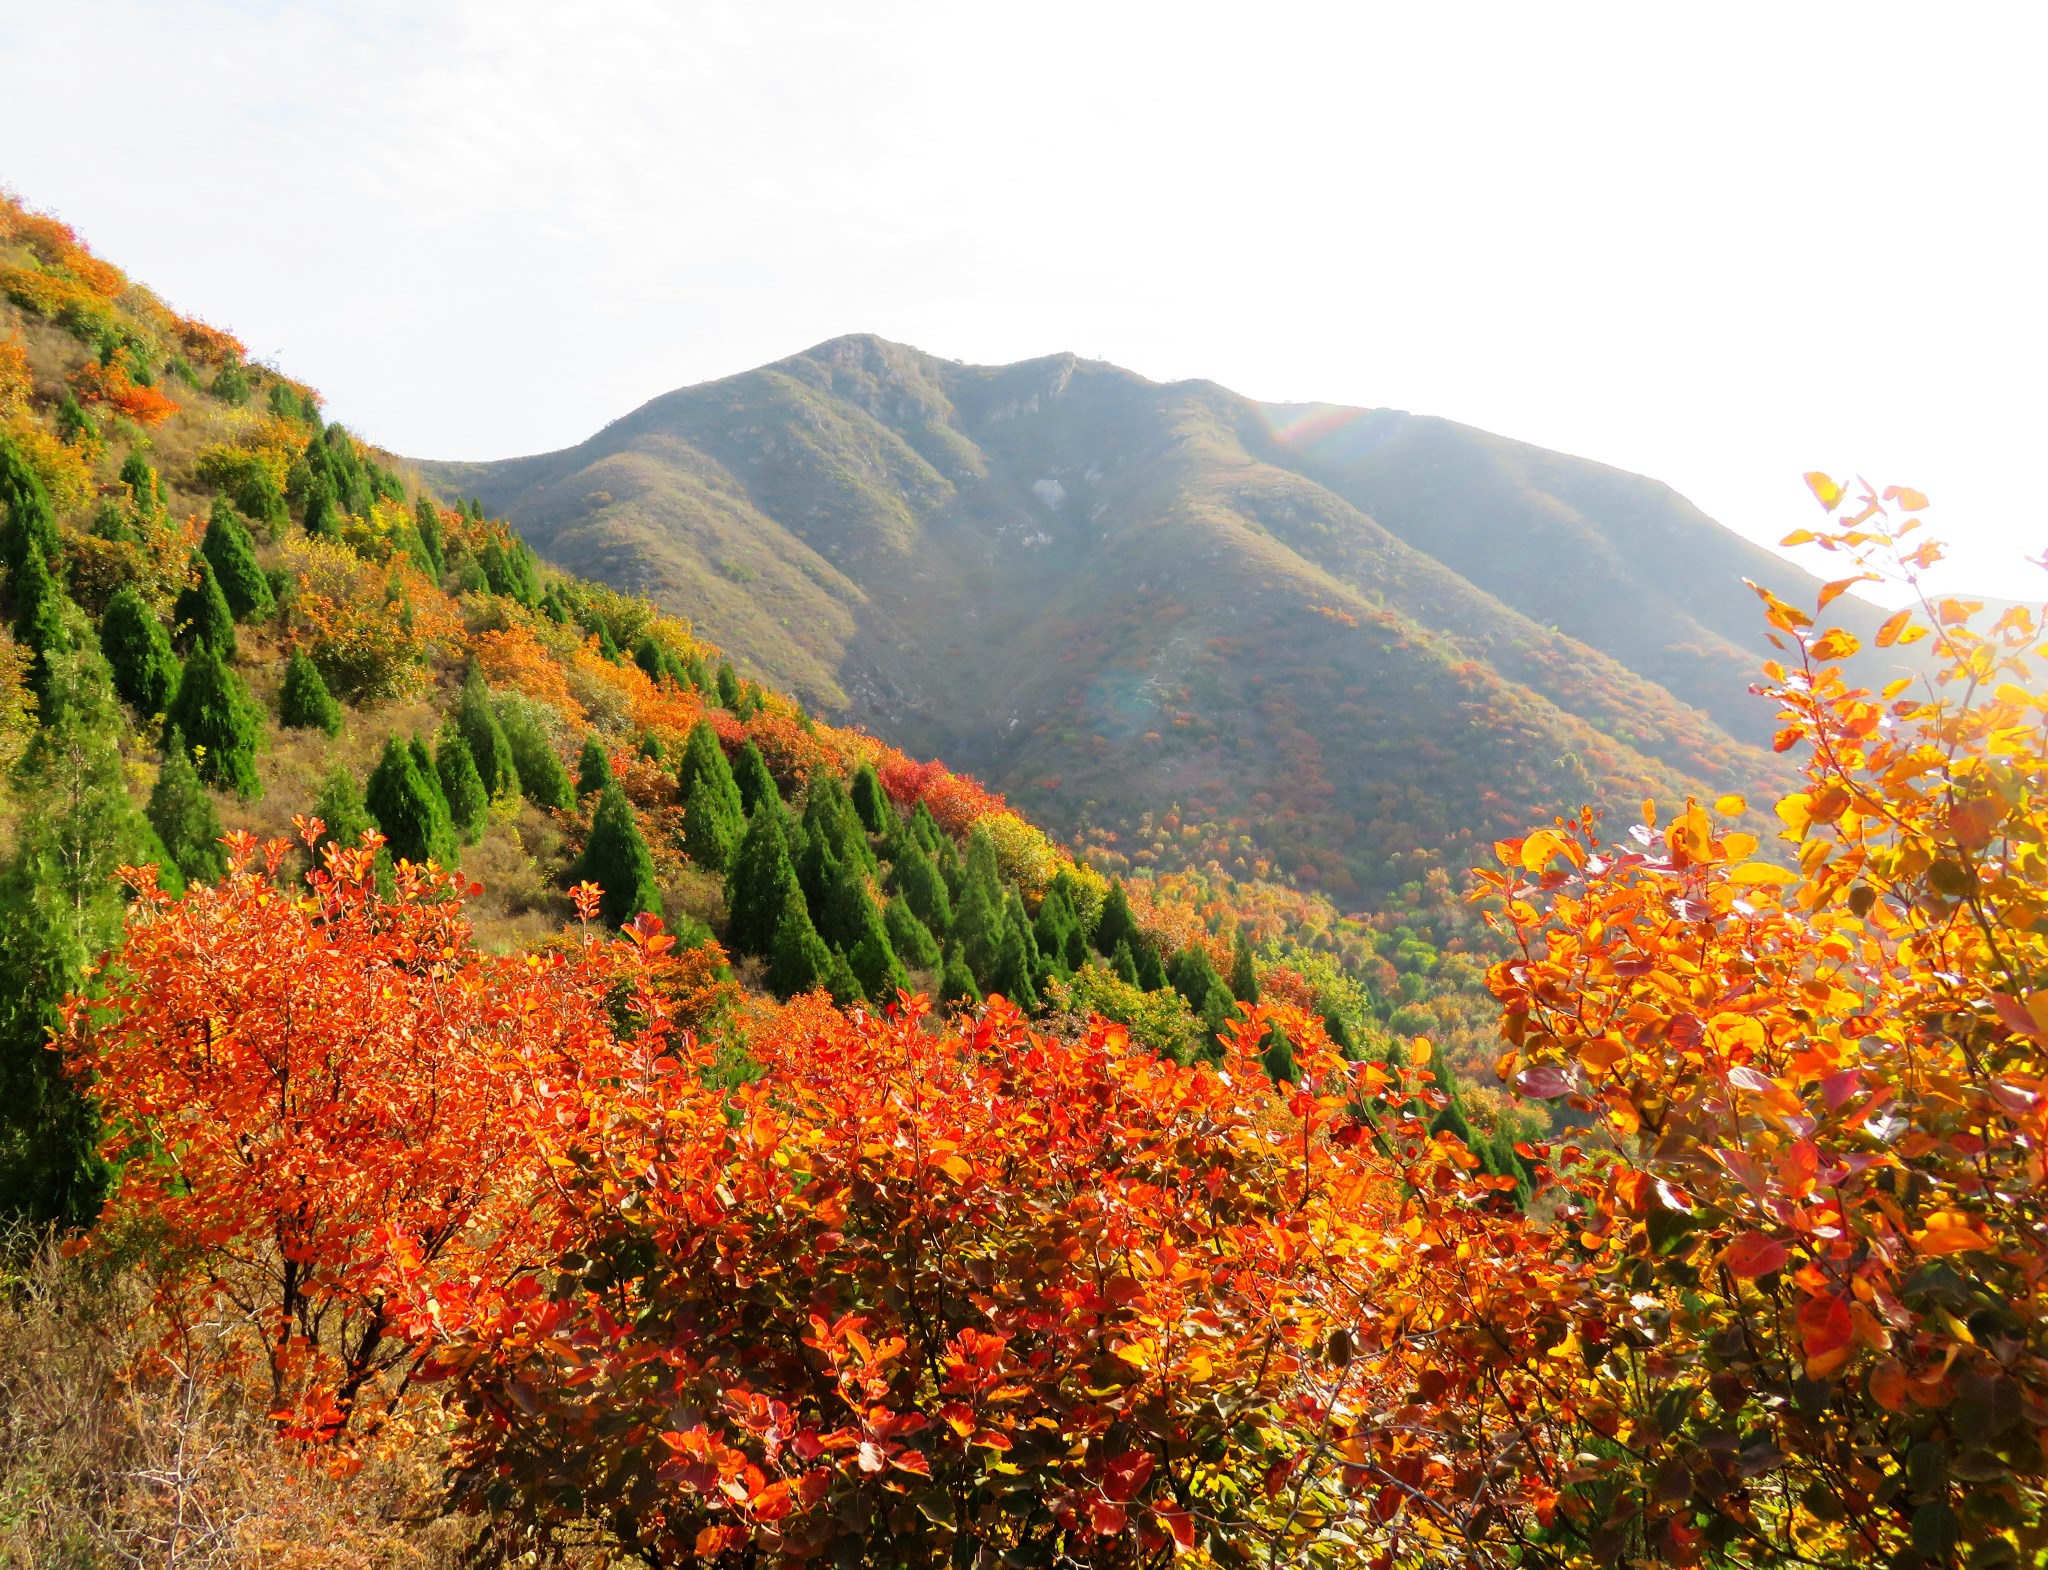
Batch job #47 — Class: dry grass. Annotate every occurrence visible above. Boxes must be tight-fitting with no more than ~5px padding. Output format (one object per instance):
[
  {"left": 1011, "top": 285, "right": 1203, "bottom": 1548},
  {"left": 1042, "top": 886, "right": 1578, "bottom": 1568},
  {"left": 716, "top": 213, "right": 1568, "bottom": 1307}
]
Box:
[{"left": 0, "top": 1235, "right": 482, "bottom": 1569}]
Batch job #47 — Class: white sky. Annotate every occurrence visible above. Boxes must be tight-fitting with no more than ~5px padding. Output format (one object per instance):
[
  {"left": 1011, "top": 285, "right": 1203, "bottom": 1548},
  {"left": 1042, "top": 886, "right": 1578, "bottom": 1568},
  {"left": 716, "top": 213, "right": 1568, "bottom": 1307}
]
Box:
[{"left": 3, "top": 1, "right": 2043, "bottom": 599}]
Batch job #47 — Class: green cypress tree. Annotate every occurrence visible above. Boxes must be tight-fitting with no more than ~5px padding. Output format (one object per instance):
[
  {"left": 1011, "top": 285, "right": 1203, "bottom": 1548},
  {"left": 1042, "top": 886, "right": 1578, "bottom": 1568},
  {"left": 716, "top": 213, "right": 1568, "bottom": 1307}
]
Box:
[
  {"left": 637, "top": 732, "right": 665, "bottom": 764},
  {"left": 1260, "top": 1021, "right": 1298, "bottom": 1084},
  {"left": 883, "top": 898, "right": 942, "bottom": 971},
  {"left": 99, "top": 585, "right": 177, "bottom": 716},
  {"left": 796, "top": 818, "right": 841, "bottom": 920},
  {"left": 1111, "top": 938, "right": 1141, "bottom": 988},
  {"left": 435, "top": 725, "right": 489, "bottom": 844},
  {"left": 766, "top": 884, "right": 832, "bottom": 999},
  {"left": 165, "top": 642, "right": 261, "bottom": 797},
  {"left": 939, "top": 943, "right": 979, "bottom": 1008},
  {"left": 715, "top": 660, "right": 742, "bottom": 711},
  {"left": 1094, "top": 880, "right": 1140, "bottom": 959},
  {"left": 1168, "top": 944, "right": 1226, "bottom": 1017},
  {"left": 456, "top": 666, "right": 516, "bottom": 800},
  {"left": 12, "top": 538, "right": 71, "bottom": 703},
  {"left": 0, "top": 431, "right": 60, "bottom": 575},
  {"left": 411, "top": 494, "right": 445, "bottom": 576},
  {"left": 1229, "top": 928, "right": 1261, "bottom": 1005},
  {"left": 409, "top": 736, "right": 449, "bottom": 818},
  {"left": 306, "top": 762, "right": 387, "bottom": 890},
  {"left": 822, "top": 857, "right": 882, "bottom": 953},
  {"left": 677, "top": 720, "right": 745, "bottom": 873},
  {"left": 1033, "top": 888, "right": 1077, "bottom": 979},
  {"left": 909, "top": 801, "right": 944, "bottom": 856},
  {"left": 732, "top": 741, "right": 779, "bottom": 816},
  {"left": 570, "top": 782, "right": 663, "bottom": 927},
  {"left": 0, "top": 642, "right": 164, "bottom": 1228},
  {"left": 148, "top": 728, "right": 226, "bottom": 886},
  {"left": 278, "top": 649, "right": 343, "bottom": 734},
  {"left": 823, "top": 948, "right": 865, "bottom": 1009},
  {"left": 576, "top": 735, "right": 613, "bottom": 798},
  {"left": 1134, "top": 939, "right": 1167, "bottom": 992},
  {"left": 989, "top": 921, "right": 1041, "bottom": 1012},
  {"left": 632, "top": 634, "right": 666, "bottom": 684},
  {"left": 890, "top": 838, "right": 953, "bottom": 936},
  {"left": 952, "top": 830, "right": 1010, "bottom": 988},
  {"left": 172, "top": 553, "right": 237, "bottom": 658},
  {"left": 1321, "top": 1006, "right": 1358, "bottom": 1058},
  {"left": 201, "top": 498, "right": 273, "bottom": 620},
  {"left": 365, "top": 735, "right": 456, "bottom": 867},
  {"left": 849, "top": 928, "right": 908, "bottom": 1009},
  {"left": 304, "top": 477, "right": 340, "bottom": 540},
  {"left": 725, "top": 797, "right": 800, "bottom": 959},
  {"left": 497, "top": 700, "right": 574, "bottom": 810},
  {"left": 849, "top": 763, "right": 889, "bottom": 835}
]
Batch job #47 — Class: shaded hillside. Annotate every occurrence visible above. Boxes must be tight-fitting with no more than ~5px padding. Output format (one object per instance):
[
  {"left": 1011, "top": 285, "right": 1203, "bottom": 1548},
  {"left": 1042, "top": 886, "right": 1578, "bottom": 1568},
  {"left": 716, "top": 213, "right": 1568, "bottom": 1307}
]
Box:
[{"left": 426, "top": 336, "right": 1804, "bottom": 895}]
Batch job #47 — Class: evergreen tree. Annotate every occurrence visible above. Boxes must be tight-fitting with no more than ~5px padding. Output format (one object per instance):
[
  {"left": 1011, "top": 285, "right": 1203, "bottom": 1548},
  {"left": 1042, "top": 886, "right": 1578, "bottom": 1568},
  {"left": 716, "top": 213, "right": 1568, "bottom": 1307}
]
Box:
[
  {"left": 497, "top": 701, "right": 574, "bottom": 810},
  {"left": 939, "top": 943, "right": 979, "bottom": 1008},
  {"left": 409, "top": 736, "right": 449, "bottom": 818},
  {"left": 638, "top": 732, "right": 665, "bottom": 764},
  {"left": 436, "top": 725, "right": 489, "bottom": 844},
  {"left": 632, "top": 634, "right": 666, "bottom": 685},
  {"left": 148, "top": 728, "right": 226, "bottom": 885},
  {"left": 0, "top": 431, "right": 60, "bottom": 574},
  {"left": 1134, "top": 940, "right": 1167, "bottom": 992},
  {"left": 677, "top": 720, "right": 745, "bottom": 873},
  {"left": 165, "top": 641, "right": 261, "bottom": 798},
  {"left": 308, "top": 762, "right": 385, "bottom": 886},
  {"left": 822, "top": 856, "right": 882, "bottom": 953},
  {"left": 1321, "top": 1006, "right": 1357, "bottom": 1057},
  {"left": 411, "top": 493, "right": 445, "bottom": 576},
  {"left": 99, "top": 584, "right": 177, "bottom": 716},
  {"left": 456, "top": 665, "right": 516, "bottom": 799},
  {"left": 766, "top": 885, "right": 832, "bottom": 999},
  {"left": 1033, "top": 887, "right": 1078, "bottom": 979},
  {"left": 890, "top": 838, "right": 953, "bottom": 935},
  {"left": 365, "top": 735, "right": 456, "bottom": 867},
  {"left": 909, "top": 801, "right": 944, "bottom": 856},
  {"left": 715, "top": 660, "right": 742, "bottom": 711},
  {"left": 1111, "top": 939, "right": 1141, "bottom": 988},
  {"left": 823, "top": 948, "right": 865, "bottom": 1009},
  {"left": 849, "top": 763, "right": 889, "bottom": 835},
  {"left": 118, "top": 451, "right": 162, "bottom": 517},
  {"left": 989, "top": 921, "right": 1041, "bottom": 1012},
  {"left": 724, "top": 797, "right": 799, "bottom": 958},
  {"left": 172, "top": 552, "right": 237, "bottom": 658},
  {"left": 796, "top": 818, "right": 841, "bottom": 920},
  {"left": 1229, "top": 928, "right": 1262, "bottom": 1005},
  {"left": 952, "top": 829, "right": 1010, "bottom": 987},
  {"left": 570, "top": 782, "right": 663, "bottom": 927},
  {"left": 278, "top": 649, "right": 342, "bottom": 734},
  {"left": 12, "top": 539, "right": 71, "bottom": 702},
  {"left": 0, "top": 642, "right": 164, "bottom": 1228},
  {"left": 1168, "top": 944, "right": 1227, "bottom": 1018},
  {"left": 883, "top": 898, "right": 942, "bottom": 971},
  {"left": 732, "top": 741, "right": 779, "bottom": 816},
  {"left": 576, "top": 735, "right": 613, "bottom": 798},
  {"left": 1260, "top": 1021, "right": 1298, "bottom": 1084},
  {"left": 201, "top": 498, "right": 273, "bottom": 620},
  {"left": 1093, "top": 880, "right": 1140, "bottom": 959},
  {"left": 849, "top": 928, "right": 908, "bottom": 1009},
  {"left": 303, "top": 477, "right": 340, "bottom": 540}
]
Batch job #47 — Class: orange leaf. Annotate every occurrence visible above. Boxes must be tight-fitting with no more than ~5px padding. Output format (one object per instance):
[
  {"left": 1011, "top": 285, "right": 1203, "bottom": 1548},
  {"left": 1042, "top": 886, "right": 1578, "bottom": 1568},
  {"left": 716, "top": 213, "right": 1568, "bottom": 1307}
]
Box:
[
  {"left": 1723, "top": 1232, "right": 1787, "bottom": 1278},
  {"left": 1804, "top": 471, "right": 1844, "bottom": 510}
]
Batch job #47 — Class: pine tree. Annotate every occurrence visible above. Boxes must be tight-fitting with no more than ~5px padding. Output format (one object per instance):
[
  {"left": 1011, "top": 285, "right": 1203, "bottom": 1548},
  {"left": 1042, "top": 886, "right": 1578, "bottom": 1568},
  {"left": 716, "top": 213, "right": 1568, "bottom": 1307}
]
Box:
[
  {"left": 497, "top": 700, "right": 574, "bottom": 810},
  {"left": 576, "top": 735, "right": 613, "bottom": 798},
  {"left": 1321, "top": 1006, "right": 1357, "bottom": 1057},
  {"left": 822, "top": 856, "right": 882, "bottom": 953},
  {"left": 148, "top": 729, "right": 226, "bottom": 885},
  {"left": 1134, "top": 940, "right": 1167, "bottom": 992},
  {"left": 726, "top": 798, "right": 800, "bottom": 959},
  {"left": 1229, "top": 928, "right": 1261, "bottom": 1005},
  {"left": 715, "top": 660, "right": 742, "bottom": 711},
  {"left": 165, "top": 641, "right": 262, "bottom": 797},
  {"left": 1260, "top": 1021, "right": 1298, "bottom": 1084},
  {"left": 278, "top": 649, "right": 342, "bottom": 734},
  {"left": 732, "top": 741, "right": 779, "bottom": 816},
  {"left": 1111, "top": 939, "right": 1141, "bottom": 988},
  {"left": 939, "top": 943, "right": 979, "bottom": 1008},
  {"left": 1094, "top": 880, "right": 1140, "bottom": 959},
  {"left": 796, "top": 819, "right": 841, "bottom": 921},
  {"left": 849, "top": 929, "right": 908, "bottom": 1009},
  {"left": 436, "top": 725, "right": 489, "bottom": 844},
  {"left": 632, "top": 634, "right": 666, "bottom": 684},
  {"left": 201, "top": 498, "right": 273, "bottom": 620},
  {"left": 989, "top": 921, "right": 1041, "bottom": 1012},
  {"left": 953, "top": 830, "right": 1010, "bottom": 988},
  {"left": 849, "top": 763, "right": 889, "bottom": 835},
  {"left": 172, "top": 552, "right": 237, "bottom": 658},
  {"left": 571, "top": 782, "right": 663, "bottom": 927},
  {"left": 823, "top": 948, "right": 865, "bottom": 1008},
  {"left": 890, "top": 838, "right": 953, "bottom": 935},
  {"left": 99, "top": 584, "right": 177, "bottom": 716},
  {"left": 0, "top": 431, "right": 60, "bottom": 575},
  {"left": 766, "top": 885, "right": 832, "bottom": 999},
  {"left": 411, "top": 494, "right": 445, "bottom": 576},
  {"left": 883, "top": 898, "right": 942, "bottom": 971},
  {"left": 456, "top": 666, "right": 516, "bottom": 800},
  {"left": 365, "top": 735, "right": 456, "bottom": 867},
  {"left": 1034, "top": 887, "right": 1078, "bottom": 980},
  {"left": 637, "top": 732, "right": 664, "bottom": 764},
  {"left": 1168, "top": 944, "right": 1226, "bottom": 1017},
  {"left": 12, "top": 539, "right": 70, "bottom": 703},
  {"left": 677, "top": 720, "right": 745, "bottom": 873},
  {"left": 410, "top": 736, "right": 449, "bottom": 819},
  {"left": 0, "top": 643, "right": 164, "bottom": 1228},
  {"left": 307, "top": 762, "right": 385, "bottom": 888}
]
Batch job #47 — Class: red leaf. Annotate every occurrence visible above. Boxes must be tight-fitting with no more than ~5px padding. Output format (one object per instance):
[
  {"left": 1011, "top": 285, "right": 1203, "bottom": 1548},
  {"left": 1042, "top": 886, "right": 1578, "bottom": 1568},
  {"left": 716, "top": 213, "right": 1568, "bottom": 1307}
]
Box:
[{"left": 1723, "top": 1232, "right": 1788, "bottom": 1278}]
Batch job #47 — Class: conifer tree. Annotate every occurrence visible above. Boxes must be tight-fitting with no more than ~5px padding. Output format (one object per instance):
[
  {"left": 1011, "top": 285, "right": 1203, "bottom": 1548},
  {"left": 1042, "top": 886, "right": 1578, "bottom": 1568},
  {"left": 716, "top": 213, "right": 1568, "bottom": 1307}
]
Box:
[
  {"left": 304, "top": 477, "right": 340, "bottom": 540},
  {"left": 823, "top": 948, "right": 865, "bottom": 1009},
  {"left": 796, "top": 819, "right": 841, "bottom": 921},
  {"left": 715, "top": 660, "right": 742, "bottom": 712},
  {"left": 939, "top": 943, "right": 979, "bottom": 1008},
  {"left": 1093, "top": 880, "right": 1140, "bottom": 959},
  {"left": 1168, "top": 944, "right": 1227, "bottom": 1018},
  {"left": 278, "top": 648, "right": 342, "bottom": 734},
  {"left": 12, "top": 539, "right": 70, "bottom": 703},
  {"left": 1111, "top": 938, "right": 1141, "bottom": 988},
  {"left": 201, "top": 498, "right": 272, "bottom": 620},
  {"left": 99, "top": 584, "right": 177, "bottom": 716},
  {"left": 1229, "top": 928, "right": 1261, "bottom": 1005},
  {"left": 1033, "top": 888, "right": 1077, "bottom": 979},
  {"left": 1321, "top": 1005, "right": 1357, "bottom": 1057},
  {"left": 732, "top": 741, "right": 779, "bottom": 816},
  {"left": 0, "top": 642, "right": 163, "bottom": 1228},
  {"left": 1134, "top": 939, "right": 1166, "bottom": 991},
  {"left": 576, "top": 735, "right": 613, "bottom": 798},
  {"left": 436, "top": 725, "right": 489, "bottom": 843},
  {"left": 0, "top": 431, "right": 60, "bottom": 575},
  {"left": 172, "top": 552, "right": 236, "bottom": 658},
  {"left": 989, "top": 922, "right": 1041, "bottom": 1012},
  {"left": 766, "top": 884, "right": 832, "bottom": 999},
  {"left": 1260, "top": 1020, "right": 1298, "bottom": 1084},
  {"left": 849, "top": 929, "right": 908, "bottom": 1009},
  {"left": 148, "top": 728, "right": 226, "bottom": 886},
  {"left": 822, "top": 856, "right": 883, "bottom": 953},
  {"left": 890, "top": 837, "right": 953, "bottom": 935},
  {"left": 411, "top": 494, "right": 445, "bottom": 576},
  {"left": 165, "top": 641, "right": 261, "bottom": 797},
  {"left": 677, "top": 719, "right": 745, "bottom": 873},
  {"left": 883, "top": 898, "right": 942, "bottom": 971},
  {"left": 571, "top": 782, "right": 663, "bottom": 927},
  {"left": 638, "top": 733, "right": 665, "bottom": 764},
  {"left": 724, "top": 797, "right": 800, "bottom": 958},
  {"left": 118, "top": 452, "right": 162, "bottom": 518},
  {"left": 849, "top": 763, "right": 889, "bottom": 835},
  {"left": 953, "top": 830, "right": 1010, "bottom": 987},
  {"left": 456, "top": 666, "right": 516, "bottom": 799},
  {"left": 497, "top": 701, "right": 574, "bottom": 810},
  {"left": 365, "top": 735, "right": 456, "bottom": 867},
  {"left": 307, "top": 762, "right": 387, "bottom": 891},
  {"left": 409, "top": 736, "right": 449, "bottom": 818},
  {"left": 633, "top": 634, "right": 666, "bottom": 685},
  {"left": 909, "top": 800, "right": 944, "bottom": 856}
]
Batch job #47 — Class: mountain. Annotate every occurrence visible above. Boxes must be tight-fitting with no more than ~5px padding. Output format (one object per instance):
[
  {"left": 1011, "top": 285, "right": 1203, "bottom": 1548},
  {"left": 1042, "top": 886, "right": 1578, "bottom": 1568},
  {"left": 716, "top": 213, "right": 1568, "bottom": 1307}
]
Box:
[{"left": 424, "top": 335, "right": 1876, "bottom": 896}]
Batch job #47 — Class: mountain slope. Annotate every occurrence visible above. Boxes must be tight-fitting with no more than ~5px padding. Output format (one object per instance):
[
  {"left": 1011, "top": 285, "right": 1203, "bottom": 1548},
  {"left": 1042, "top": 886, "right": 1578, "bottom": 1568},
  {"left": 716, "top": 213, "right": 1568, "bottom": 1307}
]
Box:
[{"left": 425, "top": 336, "right": 1817, "bottom": 895}]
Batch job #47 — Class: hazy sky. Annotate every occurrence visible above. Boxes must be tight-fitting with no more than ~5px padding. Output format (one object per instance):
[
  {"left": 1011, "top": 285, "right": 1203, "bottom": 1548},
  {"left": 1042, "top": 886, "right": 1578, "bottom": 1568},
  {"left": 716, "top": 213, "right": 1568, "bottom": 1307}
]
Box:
[{"left": 3, "top": 2, "right": 2042, "bottom": 597}]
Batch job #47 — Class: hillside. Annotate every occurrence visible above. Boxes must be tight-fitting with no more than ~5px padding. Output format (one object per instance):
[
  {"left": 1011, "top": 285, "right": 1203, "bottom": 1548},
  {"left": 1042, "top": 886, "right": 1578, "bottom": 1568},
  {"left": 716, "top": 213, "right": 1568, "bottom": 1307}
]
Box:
[{"left": 424, "top": 335, "right": 1841, "bottom": 896}]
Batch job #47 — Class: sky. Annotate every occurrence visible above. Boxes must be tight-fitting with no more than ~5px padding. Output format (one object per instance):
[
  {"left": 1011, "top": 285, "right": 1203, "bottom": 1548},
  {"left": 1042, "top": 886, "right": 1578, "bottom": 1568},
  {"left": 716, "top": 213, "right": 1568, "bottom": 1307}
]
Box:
[{"left": 3, "top": 1, "right": 2043, "bottom": 599}]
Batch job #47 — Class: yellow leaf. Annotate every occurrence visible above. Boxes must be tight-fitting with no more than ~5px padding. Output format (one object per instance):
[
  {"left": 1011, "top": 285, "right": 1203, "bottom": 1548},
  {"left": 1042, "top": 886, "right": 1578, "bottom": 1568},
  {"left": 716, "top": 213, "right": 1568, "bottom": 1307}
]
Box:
[
  {"left": 1715, "top": 793, "right": 1748, "bottom": 817},
  {"left": 1883, "top": 484, "right": 1930, "bottom": 512},
  {"left": 1723, "top": 832, "right": 1758, "bottom": 860},
  {"left": 1520, "top": 830, "right": 1566, "bottom": 873},
  {"left": 1817, "top": 576, "right": 1869, "bottom": 613},
  {"left": 1729, "top": 863, "right": 1798, "bottom": 886},
  {"left": 1410, "top": 1038, "right": 1433, "bottom": 1065},
  {"left": 1875, "top": 607, "right": 1915, "bottom": 648},
  {"left": 1914, "top": 1226, "right": 1992, "bottom": 1255},
  {"left": 1804, "top": 471, "right": 1844, "bottom": 510},
  {"left": 1642, "top": 798, "right": 1658, "bottom": 829}
]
